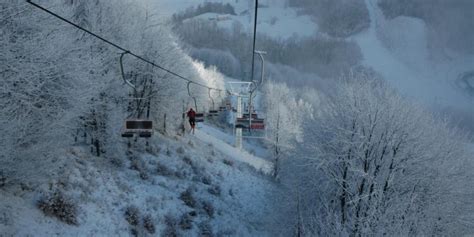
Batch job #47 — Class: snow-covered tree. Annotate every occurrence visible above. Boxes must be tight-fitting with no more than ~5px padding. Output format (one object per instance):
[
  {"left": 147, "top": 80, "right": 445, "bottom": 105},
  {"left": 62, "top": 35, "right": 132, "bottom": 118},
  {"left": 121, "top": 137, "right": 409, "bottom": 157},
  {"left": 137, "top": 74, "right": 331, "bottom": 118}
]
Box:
[
  {"left": 262, "top": 82, "right": 308, "bottom": 177},
  {"left": 0, "top": 0, "right": 224, "bottom": 186},
  {"left": 275, "top": 71, "right": 473, "bottom": 236}
]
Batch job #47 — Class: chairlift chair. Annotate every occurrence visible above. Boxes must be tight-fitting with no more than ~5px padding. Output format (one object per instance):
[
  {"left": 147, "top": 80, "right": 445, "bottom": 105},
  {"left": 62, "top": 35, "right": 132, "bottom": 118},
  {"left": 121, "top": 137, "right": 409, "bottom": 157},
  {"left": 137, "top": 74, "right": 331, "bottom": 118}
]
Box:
[
  {"left": 235, "top": 117, "right": 265, "bottom": 130},
  {"left": 119, "top": 52, "right": 154, "bottom": 139},
  {"left": 195, "top": 112, "right": 205, "bottom": 122},
  {"left": 250, "top": 118, "right": 265, "bottom": 129},
  {"left": 242, "top": 112, "right": 258, "bottom": 119},
  {"left": 208, "top": 110, "right": 219, "bottom": 117},
  {"left": 121, "top": 119, "right": 153, "bottom": 138},
  {"left": 207, "top": 88, "right": 220, "bottom": 117}
]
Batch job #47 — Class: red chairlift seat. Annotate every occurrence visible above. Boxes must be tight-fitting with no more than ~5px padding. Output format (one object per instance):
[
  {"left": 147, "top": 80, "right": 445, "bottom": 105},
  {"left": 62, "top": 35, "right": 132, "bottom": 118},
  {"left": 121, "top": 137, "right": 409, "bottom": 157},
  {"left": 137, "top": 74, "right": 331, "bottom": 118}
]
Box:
[
  {"left": 121, "top": 119, "right": 153, "bottom": 138},
  {"left": 250, "top": 118, "right": 265, "bottom": 129},
  {"left": 235, "top": 117, "right": 265, "bottom": 130}
]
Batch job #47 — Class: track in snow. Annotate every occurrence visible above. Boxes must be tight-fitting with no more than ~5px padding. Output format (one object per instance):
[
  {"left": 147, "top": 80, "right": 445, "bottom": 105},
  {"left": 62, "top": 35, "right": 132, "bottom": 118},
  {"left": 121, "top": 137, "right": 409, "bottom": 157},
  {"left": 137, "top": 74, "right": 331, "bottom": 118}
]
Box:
[{"left": 194, "top": 124, "right": 273, "bottom": 175}]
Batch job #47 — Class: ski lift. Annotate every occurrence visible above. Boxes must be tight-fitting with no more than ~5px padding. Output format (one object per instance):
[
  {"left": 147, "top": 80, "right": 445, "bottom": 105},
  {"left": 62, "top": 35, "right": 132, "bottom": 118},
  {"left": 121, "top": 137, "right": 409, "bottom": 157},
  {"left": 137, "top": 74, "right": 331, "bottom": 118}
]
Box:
[
  {"left": 121, "top": 119, "right": 153, "bottom": 138},
  {"left": 242, "top": 112, "right": 258, "bottom": 119},
  {"left": 235, "top": 117, "right": 265, "bottom": 130},
  {"left": 207, "top": 88, "right": 219, "bottom": 117},
  {"left": 119, "top": 51, "right": 154, "bottom": 138}
]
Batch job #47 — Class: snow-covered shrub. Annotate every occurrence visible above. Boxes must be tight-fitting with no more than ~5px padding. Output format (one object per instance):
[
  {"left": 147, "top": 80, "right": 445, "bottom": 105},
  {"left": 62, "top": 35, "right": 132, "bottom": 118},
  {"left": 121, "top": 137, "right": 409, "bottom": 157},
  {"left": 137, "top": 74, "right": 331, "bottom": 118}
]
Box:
[
  {"left": 37, "top": 191, "right": 78, "bottom": 225},
  {"left": 174, "top": 169, "right": 188, "bottom": 180},
  {"left": 0, "top": 171, "right": 6, "bottom": 188},
  {"left": 156, "top": 162, "right": 174, "bottom": 177},
  {"left": 180, "top": 188, "right": 197, "bottom": 208},
  {"left": 179, "top": 212, "right": 194, "bottom": 230},
  {"left": 222, "top": 159, "right": 234, "bottom": 167},
  {"left": 143, "top": 214, "right": 155, "bottom": 234},
  {"left": 163, "top": 215, "right": 179, "bottom": 236},
  {"left": 129, "top": 157, "right": 144, "bottom": 172},
  {"left": 176, "top": 147, "right": 185, "bottom": 155},
  {"left": 124, "top": 205, "right": 140, "bottom": 226},
  {"left": 109, "top": 156, "right": 124, "bottom": 168},
  {"left": 200, "top": 174, "right": 212, "bottom": 186},
  {"left": 201, "top": 201, "right": 215, "bottom": 218},
  {"left": 207, "top": 185, "right": 221, "bottom": 197},
  {"left": 182, "top": 156, "right": 193, "bottom": 166},
  {"left": 198, "top": 221, "right": 214, "bottom": 237},
  {"left": 139, "top": 171, "right": 149, "bottom": 181}
]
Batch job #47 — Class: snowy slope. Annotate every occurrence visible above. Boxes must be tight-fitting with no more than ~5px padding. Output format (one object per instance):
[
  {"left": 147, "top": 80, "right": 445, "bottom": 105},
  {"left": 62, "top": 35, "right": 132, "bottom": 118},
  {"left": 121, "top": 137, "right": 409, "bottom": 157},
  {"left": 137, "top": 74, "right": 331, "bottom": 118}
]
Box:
[
  {"left": 196, "top": 124, "right": 272, "bottom": 174},
  {"left": 188, "top": 7, "right": 317, "bottom": 40},
  {"left": 1, "top": 131, "right": 275, "bottom": 236},
  {"left": 150, "top": 0, "right": 318, "bottom": 40},
  {"left": 355, "top": 0, "right": 474, "bottom": 114}
]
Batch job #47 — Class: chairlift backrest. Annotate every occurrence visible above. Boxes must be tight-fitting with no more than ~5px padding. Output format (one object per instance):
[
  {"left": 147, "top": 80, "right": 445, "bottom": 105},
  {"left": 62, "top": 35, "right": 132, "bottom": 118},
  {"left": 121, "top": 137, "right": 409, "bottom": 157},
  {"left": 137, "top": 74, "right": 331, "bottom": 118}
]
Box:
[
  {"left": 122, "top": 119, "right": 153, "bottom": 138},
  {"left": 208, "top": 109, "right": 219, "bottom": 117},
  {"left": 195, "top": 113, "right": 205, "bottom": 122},
  {"left": 126, "top": 120, "right": 153, "bottom": 130},
  {"left": 235, "top": 117, "right": 265, "bottom": 130},
  {"left": 242, "top": 113, "right": 258, "bottom": 119}
]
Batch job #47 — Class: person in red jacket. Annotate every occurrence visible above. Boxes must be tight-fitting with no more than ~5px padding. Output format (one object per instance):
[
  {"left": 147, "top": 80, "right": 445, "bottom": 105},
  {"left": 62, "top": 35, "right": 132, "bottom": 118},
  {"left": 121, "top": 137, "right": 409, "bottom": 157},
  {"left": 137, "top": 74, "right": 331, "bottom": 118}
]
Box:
[{"left": 187, "top": 108, "right": 196, "bottom": 134}]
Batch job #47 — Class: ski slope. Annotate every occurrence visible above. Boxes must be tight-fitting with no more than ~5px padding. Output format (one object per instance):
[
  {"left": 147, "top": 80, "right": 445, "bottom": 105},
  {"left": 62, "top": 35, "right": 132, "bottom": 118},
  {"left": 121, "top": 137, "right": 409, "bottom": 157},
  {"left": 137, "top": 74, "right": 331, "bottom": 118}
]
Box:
[
  {"left": 142, "top": 0, "right": 317, "bottom": 40},
  {"left": 195, "top": 124, "right": 273, "bottom": 174},
  {"left": 356, "top": 0, "right": 474, "bottom": 113}
]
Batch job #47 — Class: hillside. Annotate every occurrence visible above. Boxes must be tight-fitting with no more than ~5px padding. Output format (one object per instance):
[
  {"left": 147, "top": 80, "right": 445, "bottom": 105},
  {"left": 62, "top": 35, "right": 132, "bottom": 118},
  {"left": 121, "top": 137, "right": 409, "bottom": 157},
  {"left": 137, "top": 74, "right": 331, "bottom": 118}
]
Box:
[{"left": 1, "top": 128, "right": 275, "bottom": 236}]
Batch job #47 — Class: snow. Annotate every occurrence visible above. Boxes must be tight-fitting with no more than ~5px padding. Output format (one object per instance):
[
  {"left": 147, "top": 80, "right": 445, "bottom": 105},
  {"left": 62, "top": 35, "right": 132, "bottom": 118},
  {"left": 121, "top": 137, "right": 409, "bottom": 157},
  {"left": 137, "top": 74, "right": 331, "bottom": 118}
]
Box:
[
  {"left": 1, "top": 130, "right": 275, "bottom": 236},
  {"left": 196, "top": 124, "right": 273, "bottom": 174},
  {"left": 355, "top": 0, "right": 474, "bottom": 114},
  {"left": 171, "top": 0, "right": 318, "bottom": 40},
  {"left": 190, "top": 8, "right": 317, "bottom": 40}
]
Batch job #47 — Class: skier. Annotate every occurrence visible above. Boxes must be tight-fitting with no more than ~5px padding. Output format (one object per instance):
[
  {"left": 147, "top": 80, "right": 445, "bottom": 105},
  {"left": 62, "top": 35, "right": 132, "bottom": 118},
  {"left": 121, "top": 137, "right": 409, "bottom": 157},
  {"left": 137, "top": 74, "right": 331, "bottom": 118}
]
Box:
[{"left": 187, "top": 108, "right": 196, "bottom": 134}]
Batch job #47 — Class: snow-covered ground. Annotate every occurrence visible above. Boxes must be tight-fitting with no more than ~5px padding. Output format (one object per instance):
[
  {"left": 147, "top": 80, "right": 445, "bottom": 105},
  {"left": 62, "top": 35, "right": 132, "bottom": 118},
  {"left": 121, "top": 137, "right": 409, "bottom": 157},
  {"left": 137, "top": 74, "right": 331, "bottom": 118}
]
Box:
[
  {"left": 356, "top": 0, "right": 474, "bottom": 114},
  {"left": 189, "top": 7, "right": 317, "bottom": 40},
  {"left": 1, "top": 131, "right": 275, "bottom": 236},
  {"left": 144, "top": 0, "right": 317, "bottom": 40},
  {"left": 197, "top": 124, "right": 272, "bottom": 174}
]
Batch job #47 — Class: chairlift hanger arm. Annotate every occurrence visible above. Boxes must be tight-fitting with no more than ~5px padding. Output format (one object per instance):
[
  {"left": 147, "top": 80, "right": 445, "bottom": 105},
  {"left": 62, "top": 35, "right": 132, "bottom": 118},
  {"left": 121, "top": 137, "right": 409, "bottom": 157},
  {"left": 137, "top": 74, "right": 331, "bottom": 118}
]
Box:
[
  {"left": 119, "top": 51, "right": 136, "bottom": 89},
  {"left": 208, "top": 88, "right": 216, "bottom": 110},
  {"left": 186, "top": 81, "right": 199, "bottom": 111},
  {"left": 187, "top": 81, "right": 192, "bottom": 97}
]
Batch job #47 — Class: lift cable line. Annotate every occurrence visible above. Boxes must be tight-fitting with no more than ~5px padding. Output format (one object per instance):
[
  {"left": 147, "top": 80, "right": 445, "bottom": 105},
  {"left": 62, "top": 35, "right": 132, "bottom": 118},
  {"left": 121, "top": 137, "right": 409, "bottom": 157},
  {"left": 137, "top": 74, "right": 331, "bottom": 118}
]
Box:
[
  {"left": 250, "top": 0, "right": 259, "bottom": 83},
  {"left": 26, "top": 0, "right": 223, "bottom": 92}
]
